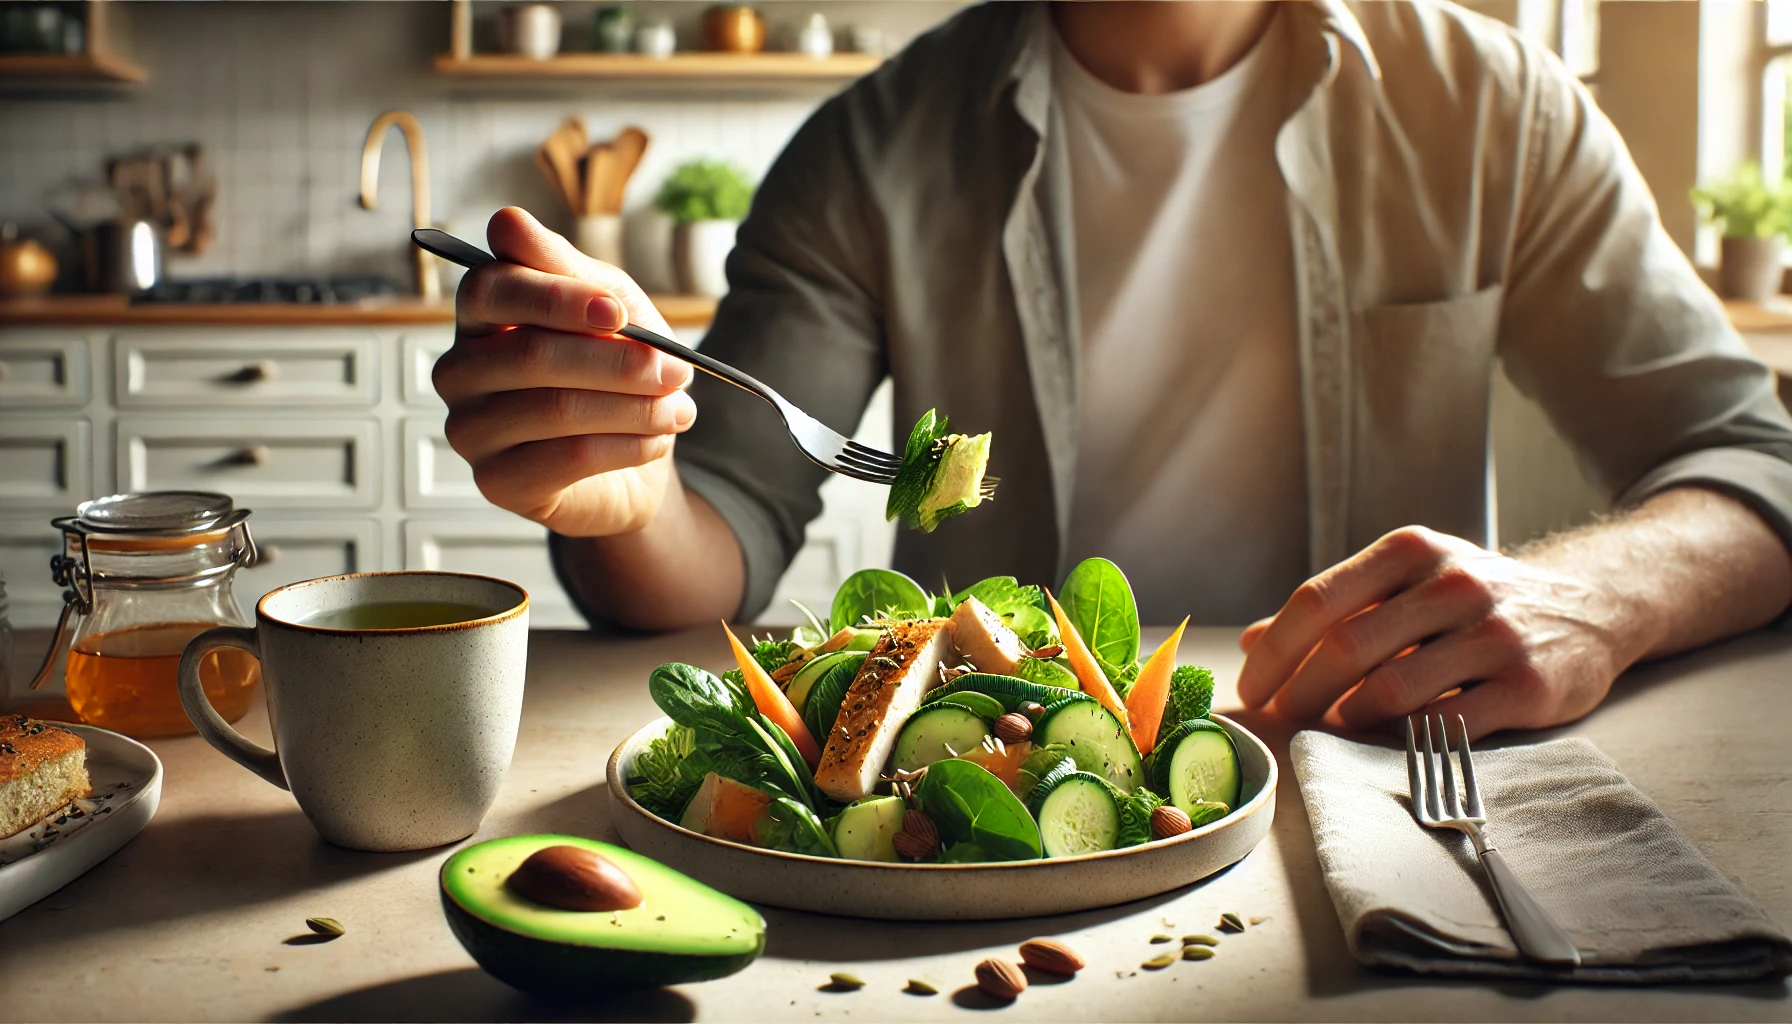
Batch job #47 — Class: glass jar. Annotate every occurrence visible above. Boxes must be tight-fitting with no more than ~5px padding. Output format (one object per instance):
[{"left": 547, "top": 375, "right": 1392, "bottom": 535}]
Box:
[{"left": 27, "top": 492, "right": 261, "bottom": 738}]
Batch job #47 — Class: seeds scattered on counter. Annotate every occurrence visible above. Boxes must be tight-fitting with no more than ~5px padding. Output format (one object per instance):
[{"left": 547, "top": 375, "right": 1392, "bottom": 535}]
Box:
[
  {"left": 1219, "top": 912, "right": 1245, "bottom": 933},
  {"left": 974, "top": 958, "right": 1027, "bottom": 1000},
  {"left": 903, "top": 979, "right": 938, "bottom": 995},
  {"left": 1142, "top": 954, "right": 1176, "bottom": 970},
  {"left": 304, "top": 917, "right": 344, "bottom": 938},
  {"left": 825, "top": 972, "right": 865, "bottom": 991},
  {"left": 1182, "top": 946, "right": 1215, "bottom": 961},
  {"left": 1018, "top": 938, "right": 1085, "bottom": 975},
  {"left": 1250, "top": 916, "right": 1269, "bottom": 926},
  {"left": 1182, "top": 934, "right": 1218, "bottom": 946},
  {"left": 1149, "top": 933, "right": 1174, "bottom": 944}
]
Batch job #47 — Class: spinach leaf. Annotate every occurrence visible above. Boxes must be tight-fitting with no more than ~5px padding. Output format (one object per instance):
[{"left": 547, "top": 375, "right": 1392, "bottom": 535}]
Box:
[
  {"left": 754, "top": 796, "right": 839, "bottom": 858},
  {"left": 649, "top": 662, "right": 747, "bottom": 731},
  {"left": 917, "top": 759, "right": 1042, "bottom": 861},
  {"left": 885, "top": 409, "right": 948, "bottom": 531},
  {"left": 938, "top": 842, "right": 988, "bottom": 863},
  {"left": 1117, "top": 785, "right": 1166, "bottom": 847},
  {"left": 802, "top": 651, "right": 866, "bottom": 744},
  {"left": 1012, "top": 655, "right": 1081, "bottom": 690},
  {"left": 1166, "top": 665, "right": 1215, "bottom": 722},
  {"left": 829, "top": 567, "right": 930, "bottom": 633},
  {"left": 1059, "top": 557, "right": 1141, "bottom": 679},
  {"left": 645, "top": 661, "right": 827, "bottom": 815}
]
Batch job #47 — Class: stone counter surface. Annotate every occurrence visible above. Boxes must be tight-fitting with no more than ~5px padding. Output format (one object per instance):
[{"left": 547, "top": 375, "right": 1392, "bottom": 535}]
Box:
[{"left": 1, "top": 627, "right": 1788, "bottom": 1022}]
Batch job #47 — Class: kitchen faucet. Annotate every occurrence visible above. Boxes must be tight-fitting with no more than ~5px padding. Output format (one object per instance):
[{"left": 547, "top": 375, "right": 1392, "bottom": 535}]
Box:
[{"left": 359, "top": 109, "right": 441, "bottom": 302}]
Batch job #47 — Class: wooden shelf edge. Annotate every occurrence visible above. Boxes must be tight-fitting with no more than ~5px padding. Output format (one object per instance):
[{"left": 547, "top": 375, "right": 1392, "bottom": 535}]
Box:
[
  {"left": 0, "top": 52, "right": 146, "bottom": 85},
  {"left": 431, "top": 51, "right": 880, "bottom": 80}
]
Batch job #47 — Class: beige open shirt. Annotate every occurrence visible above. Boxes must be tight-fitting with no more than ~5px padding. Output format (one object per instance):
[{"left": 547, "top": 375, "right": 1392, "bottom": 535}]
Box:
[{"left": 574, "top": 0, "right": 1792, "bottom": 623}]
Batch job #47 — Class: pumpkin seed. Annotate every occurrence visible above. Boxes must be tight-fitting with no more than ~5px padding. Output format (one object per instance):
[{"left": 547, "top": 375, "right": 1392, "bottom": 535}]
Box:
[
  {"left": 1182, "top": 946, "right": 1215, "bottom": 961},
  {"left": 1250, "top": 916, "right": 1268, "bottom": 926},
  {"left": 304, "top": 917, "right": 344, "bottom": 938},
  {"left": 1149, "top": 933, "right": 1174, "bottom": 944},
  {"left": 1182, "top": 934, "right": 1218, "bottom": 946},
  {"left": 1142, "top": 954, "right": 1176, "bottom": 970},
  {"left": 827, "top": 972, "right": 865, "bottom": 990},
  {"left": 904, "top": 979, "right": 938, "bottom": 995},
  {"left": 1219, "top": 912, "right": 1245, "bottom": 932}
]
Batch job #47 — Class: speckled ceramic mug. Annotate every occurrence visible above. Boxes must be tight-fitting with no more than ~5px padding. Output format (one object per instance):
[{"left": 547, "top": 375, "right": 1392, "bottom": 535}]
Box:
[{"left": 178, "top": 571, "right": 529, "bottom": 851}]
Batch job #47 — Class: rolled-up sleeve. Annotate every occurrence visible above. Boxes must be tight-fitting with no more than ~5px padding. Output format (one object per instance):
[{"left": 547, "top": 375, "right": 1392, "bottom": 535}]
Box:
[
  {"left": 1496, "top": 54, "right": 1792, "bottom": 553},
  {"left": 671, "top": 92, "right": 891, "bottom": 620}
]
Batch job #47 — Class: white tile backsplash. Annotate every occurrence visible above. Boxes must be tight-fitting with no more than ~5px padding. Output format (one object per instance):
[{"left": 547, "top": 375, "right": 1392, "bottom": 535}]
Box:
[{"left": 0, "top": 0, "right": 961, "bottom": 285}]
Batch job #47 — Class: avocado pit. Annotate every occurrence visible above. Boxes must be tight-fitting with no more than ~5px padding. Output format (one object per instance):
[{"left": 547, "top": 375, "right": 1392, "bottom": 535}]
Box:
[{"left": 507, "top": 844, "right": 644, "bottom": 912}]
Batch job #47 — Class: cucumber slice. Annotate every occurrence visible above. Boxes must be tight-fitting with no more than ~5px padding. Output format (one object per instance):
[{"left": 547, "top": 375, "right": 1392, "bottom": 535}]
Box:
[
  {"left": 1035, "top": 699, "right": 1144, "bottom": 792},
  {"left": 801, "top": 652, "right": 867, "bottom": 743},
  {"left": 1147, "top": 720, "right": 1240, "bottom": 823},
  {"left": 933, "top": 691, "right": 1006, "bottom": 721},
  {"left": 922, "top": 673, "right": 1085, "bottom": 712},
  {"left": 1012, "top": 656, "right": 1082, "bottom": 691},
  {"left": 1031, "top": 771, "right": 1121, "bottom": 858},
  {"left": 786, "top": 650, "right": 856, "bottom": 714},
  {"left": 892, "top": 706, "right": 992, "bottom": 773},
  {"left": 1015, "top": 743, "right": 1077, "bottom": 804},
  {"left": 829, "top": 795, "right": 906, "bottom": 862}
]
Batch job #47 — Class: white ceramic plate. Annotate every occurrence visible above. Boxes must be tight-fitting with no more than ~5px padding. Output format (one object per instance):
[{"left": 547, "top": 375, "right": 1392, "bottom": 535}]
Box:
[
  {"left": 0, "top": 724, "right": 163, "bottom": 922},
  {"left": 607, "top": 713, "right": 1276, "bottom": 920}
]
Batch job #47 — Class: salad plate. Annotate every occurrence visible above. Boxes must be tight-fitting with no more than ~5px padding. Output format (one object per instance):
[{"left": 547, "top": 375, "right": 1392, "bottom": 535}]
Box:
[
  {"left": 607, "top": 713, "right": 1275, "bottom": 920},
  {"left": 0, "top": 724, "right": 163, "bottom": 922}
]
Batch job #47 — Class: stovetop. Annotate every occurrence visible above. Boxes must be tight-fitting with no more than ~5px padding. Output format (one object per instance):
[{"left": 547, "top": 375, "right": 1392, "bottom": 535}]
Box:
[{"left": 130, "top": 276, "right": 403, "bottom": 305}]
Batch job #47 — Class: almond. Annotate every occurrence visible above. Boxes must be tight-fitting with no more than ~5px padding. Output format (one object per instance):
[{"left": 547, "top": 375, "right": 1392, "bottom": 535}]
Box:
[
  {"left": 993, "top": 712, "right": 1033, "bottom": 743},
  {"left": 903, "top": 809, "right": 938, "bottom": 848},
  {"left": 974, "top": 958, "right": 1027, "bottom": 1000},
  {"left": 892, "top": 829, "right": 936, "bottom": 861},
  {"left": 506, "top": 845, "right": 643, "bottom": 912},
  {"left": 1150, "top": 804, "right": 1193, "bottom": 840},
  {"left": 1018, "top": 937, "right": 1084, "bottom": 975}
]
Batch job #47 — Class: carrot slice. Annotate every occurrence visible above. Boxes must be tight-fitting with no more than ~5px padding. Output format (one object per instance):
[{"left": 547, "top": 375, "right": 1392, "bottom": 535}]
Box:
[
  {"left": 723, "top": 622, "right": 823, "bottom": 767},
  {"left": 1046, "top": 591, "right": 1131, "bottom": 732},
  {"left": 1124, "top": 617, "right": 1189, "bottom": 756}
]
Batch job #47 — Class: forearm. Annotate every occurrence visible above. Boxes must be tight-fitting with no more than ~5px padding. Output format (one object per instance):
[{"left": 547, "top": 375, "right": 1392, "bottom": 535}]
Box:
[
  {"left": 1518, "top": 486, "right": 1792, "bottom": 666},
  {"left": 556, "top": 471, "right": 745, "bottom": 632}
]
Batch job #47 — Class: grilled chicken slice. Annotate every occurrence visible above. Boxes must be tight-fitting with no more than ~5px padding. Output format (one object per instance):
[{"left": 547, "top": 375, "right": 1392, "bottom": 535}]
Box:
[
  {"left": 949, "top": 596, "right": 1026, "bottom": 676},
  {"left": 814, "top": 619, "right": 956, "bottom": 803}
]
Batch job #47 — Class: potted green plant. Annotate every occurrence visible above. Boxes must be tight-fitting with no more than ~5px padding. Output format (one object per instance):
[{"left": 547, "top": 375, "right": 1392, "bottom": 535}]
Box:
[
  {"left": 655, "top": 160, "right": 755, "bottom": 298},
  {"left": 1692, "top": 162, "right": 1792, "bottom": 303}
]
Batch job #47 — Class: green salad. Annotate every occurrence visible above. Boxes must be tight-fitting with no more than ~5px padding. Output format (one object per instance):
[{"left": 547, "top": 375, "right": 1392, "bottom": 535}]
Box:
[{"left": 626, "top": 558, "right": 1243, "bottom": 863}]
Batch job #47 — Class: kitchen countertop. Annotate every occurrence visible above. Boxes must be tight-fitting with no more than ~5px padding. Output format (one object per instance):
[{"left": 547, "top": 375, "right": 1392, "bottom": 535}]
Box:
[
  {"left": 0, "top": 293, "right": 719, "bottom": 328},
  {"left": 1, "top": 625, "right": 1787, "bottom": 1022}
]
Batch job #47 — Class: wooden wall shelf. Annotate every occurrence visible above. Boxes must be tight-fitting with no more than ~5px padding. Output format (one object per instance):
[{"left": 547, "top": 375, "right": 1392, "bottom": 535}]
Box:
[
  {"left": 0, "top": 52, "right": 145, "bottom": 86},
  {"left": 432, "top": 51, "right": 880, "bottom": 81}
]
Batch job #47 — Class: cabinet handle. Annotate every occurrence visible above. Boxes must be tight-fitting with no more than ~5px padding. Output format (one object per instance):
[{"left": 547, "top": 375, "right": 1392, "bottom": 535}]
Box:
[
  {"left": 256, "top": 544, "right": 280, "bottom": 566},
  {"left": 231, "top": 360, "right": 278, "bottom": 383},
  {"left": 230, "top": 445, "right": 271, "bottom": 467}
]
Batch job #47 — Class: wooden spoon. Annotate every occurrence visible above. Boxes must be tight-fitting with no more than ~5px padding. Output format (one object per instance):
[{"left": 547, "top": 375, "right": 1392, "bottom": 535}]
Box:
[
  {"left": 540, "top": 133, "right": 582, "bottom": 213},
  {"left": 608, "top": 126, "right": 648, "bottom": 214},
  {"left": 585, "top": 144, "right": 618, "bottom": 216}
]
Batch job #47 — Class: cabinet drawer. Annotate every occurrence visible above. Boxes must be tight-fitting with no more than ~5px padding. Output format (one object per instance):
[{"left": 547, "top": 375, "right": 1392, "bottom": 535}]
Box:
[
  {"left": 402, "top": 417, "right": 484, "bottom": 509},
  {"left": 401, "top": 331, "right": 451, "bottom": 406},
  {"left": 0, "top": 418, "right": 91, "bottom": 510},
  {"left": 233, "top": 517, "right": 380, "bottom": 619},
  {"left": 116, "top": 417, "right": 379, "bottom": 510},
  {"left": 113, "top": 330, "right": 378, "bottom": 407},
  {"left": 0, "top": 516, "right": 67, "bottom": 628},
  {"left": 403, "top": 518, "right": 578, "bottom": 627},
  {"left": 0, "top": 333, "right": 91, "bottom": 408}
]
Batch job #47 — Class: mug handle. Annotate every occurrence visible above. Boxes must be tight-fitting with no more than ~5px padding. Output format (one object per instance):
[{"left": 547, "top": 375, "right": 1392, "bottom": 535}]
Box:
[{"left": 178, "top": 626, "right": 288, "bottom": 790}]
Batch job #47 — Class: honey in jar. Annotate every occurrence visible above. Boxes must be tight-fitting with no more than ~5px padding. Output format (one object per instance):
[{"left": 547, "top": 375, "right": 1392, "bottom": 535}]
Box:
[{"left": 29, "top": 492, "right": 261, "bottom": 739}]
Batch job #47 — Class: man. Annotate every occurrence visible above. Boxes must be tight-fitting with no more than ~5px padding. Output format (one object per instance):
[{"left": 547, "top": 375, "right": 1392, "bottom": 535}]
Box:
[{"left": 434, "top": 0, "right": 1792, "bottom": 740}]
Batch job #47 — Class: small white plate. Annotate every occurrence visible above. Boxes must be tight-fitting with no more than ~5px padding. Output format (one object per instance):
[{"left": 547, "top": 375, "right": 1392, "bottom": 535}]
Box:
[
  {"left": 607, "top": 713, "right": 1276, "bottom": 920},
  {"left": 0, "top": 724, "right": 163, "bottom": 921}
]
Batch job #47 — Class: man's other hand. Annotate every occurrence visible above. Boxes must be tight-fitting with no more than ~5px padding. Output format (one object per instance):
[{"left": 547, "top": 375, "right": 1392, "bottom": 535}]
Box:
[
  {"left": 433, "top": 206, "right": 696, "bottom": 538},
  {"left": 1233, "top": 526, "right": 1633, "bottom": 741}
]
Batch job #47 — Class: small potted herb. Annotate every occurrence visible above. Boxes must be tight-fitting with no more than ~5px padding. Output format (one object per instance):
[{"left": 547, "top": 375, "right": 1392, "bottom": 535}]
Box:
[
  {"left": 1692, "top": 162, "right": 1792, "bottom": 302},
  {"left": 654, "top": 159, "right": 755, "bottom": 298}
]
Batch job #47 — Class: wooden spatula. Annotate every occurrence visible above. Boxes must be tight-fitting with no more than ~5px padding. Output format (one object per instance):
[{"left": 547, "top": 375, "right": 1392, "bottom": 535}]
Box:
[
  {"left": 608, "top": 126, "right": 648, "bottom": 214},
  {"left": 584, "top": 143, "right": 618, "bottom": 216}
]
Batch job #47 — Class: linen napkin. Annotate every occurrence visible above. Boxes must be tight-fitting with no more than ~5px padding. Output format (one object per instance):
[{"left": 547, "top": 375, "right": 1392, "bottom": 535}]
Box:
[{"left": 1290, "top": 730, "right": 1792, "bottom": 983}]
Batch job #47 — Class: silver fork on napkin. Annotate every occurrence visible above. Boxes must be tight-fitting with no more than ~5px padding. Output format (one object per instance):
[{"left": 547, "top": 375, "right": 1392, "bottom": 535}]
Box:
[{"left": 1405, "top": 714, "right": 1582, "bottom": 966}]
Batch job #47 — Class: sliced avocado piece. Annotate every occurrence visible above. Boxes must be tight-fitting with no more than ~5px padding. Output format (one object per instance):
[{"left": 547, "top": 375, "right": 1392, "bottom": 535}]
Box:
[
  {"left": 830, "top": 795, "right": 906, "bottom": 862},
  {"left": 440, "top": 834, "right": 765, "bottom": 996}
]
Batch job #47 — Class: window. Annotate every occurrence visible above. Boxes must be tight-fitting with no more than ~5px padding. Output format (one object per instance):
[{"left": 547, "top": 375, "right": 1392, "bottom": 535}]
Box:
[{"left": 1769, "top": 0, "right": 1792, "bottom": 180}]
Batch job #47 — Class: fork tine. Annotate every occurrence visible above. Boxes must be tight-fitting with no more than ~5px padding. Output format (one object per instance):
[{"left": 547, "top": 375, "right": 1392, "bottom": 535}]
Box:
[
  {"left": 843, "top": 441, "right": 903, "bottom": 470},
  {"left": 1435, "top": 714, "right": 1461, "bottom": 818},
  {"left": 1404, "top": 716, "right": 1425, "bottom": 820},
  {"left": 1456, "top": 714, "right": 1484, "bottom": 818},
  {"left": 830, "top": 461, "right": 897, "bottom": 484},
  {"left": 834, "top": 451, "right": 900, "bottom": 480},
  {"left": 1420, "top": 715, "right": 1442, "bottom": 821}
]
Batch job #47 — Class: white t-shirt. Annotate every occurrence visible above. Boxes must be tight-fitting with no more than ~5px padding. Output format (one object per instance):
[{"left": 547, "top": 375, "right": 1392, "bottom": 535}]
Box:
[{"left": 1057, "top": 12, "right": 1309, "bottom": 626}]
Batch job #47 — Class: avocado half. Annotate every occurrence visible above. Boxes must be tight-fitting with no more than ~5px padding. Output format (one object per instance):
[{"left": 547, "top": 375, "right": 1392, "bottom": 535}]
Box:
[{"left": 440, "top": 834, "right": 765, "bottom": 996}]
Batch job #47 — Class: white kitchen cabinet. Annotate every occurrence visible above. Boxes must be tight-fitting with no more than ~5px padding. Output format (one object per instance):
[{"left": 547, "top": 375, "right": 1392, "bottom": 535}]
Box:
[
  {"left": 0, "top": 333, "right": 91, "bottom": 408},
  {"left": 401, "top": 416, "right": 482, "bottom": 509},
  {"left": 0, "top": 515, "right": 67, "bottom": 626},
  {"left": 113, "top": 329, "right": 380, "bottom": 408},
  {"left": 403, "top": 517, "right": 575, "bottom": 626},
  {"left": 400, "top": 332, "right": 449, "bottom": 407},
  {"left": 0, "top": 417, "right": 92, "bottom": 510},
  {"left": 232, "top": 517, "right": 381, "bottom": 619},
  {"left": 116, "top": 416, "right": 381, "bottom": 509}
]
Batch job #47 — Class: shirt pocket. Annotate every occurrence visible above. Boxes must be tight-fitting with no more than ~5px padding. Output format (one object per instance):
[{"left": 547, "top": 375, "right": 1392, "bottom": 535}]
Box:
[{"left": 1350, "top": 285, "right": 1504, "bottom": 542}]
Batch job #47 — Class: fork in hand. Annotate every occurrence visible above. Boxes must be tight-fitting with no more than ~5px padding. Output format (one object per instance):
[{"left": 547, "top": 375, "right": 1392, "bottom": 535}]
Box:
[
  {"left": 411, "top": 227, "right": 903, "bottom": 485},
  {"left": 1406, "top": 714, "right": 1582, "bottom": 966}
]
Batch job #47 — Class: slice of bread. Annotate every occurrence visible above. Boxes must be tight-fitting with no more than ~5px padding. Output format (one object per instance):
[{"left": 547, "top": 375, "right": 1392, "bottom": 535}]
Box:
[{"left": 0, "top": 715, "right": 91, "bottom": 840}]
